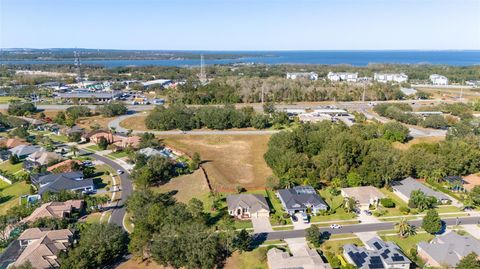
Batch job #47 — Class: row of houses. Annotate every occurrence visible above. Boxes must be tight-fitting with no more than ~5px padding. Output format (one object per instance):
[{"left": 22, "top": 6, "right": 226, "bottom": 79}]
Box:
[{"left": 287, "top": 71, "right": 450, "bottom": 85}]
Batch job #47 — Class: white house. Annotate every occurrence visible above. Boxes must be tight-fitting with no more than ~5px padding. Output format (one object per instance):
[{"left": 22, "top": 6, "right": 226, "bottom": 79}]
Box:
[
  {"left": 374, "top": 73, "right": 408, "bottom": 83},
  {"left": 429, "top": 74, "right": 448, "bottom": 85},
  {"left": 327, "top": 72, "right": 358, "bottom": 82},
  {"left": 286, "top": 72, "right": 319, "bottom": 81}
]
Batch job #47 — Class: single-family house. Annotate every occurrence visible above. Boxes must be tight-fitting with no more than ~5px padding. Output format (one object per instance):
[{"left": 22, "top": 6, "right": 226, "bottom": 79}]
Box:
[
  {"left": 286, "top": 72, "right": 319, "bottom": 81},
  {"left": 374, "top": 73, "right": 408, "bottom": 83},
  {"left": 341, "top": 186, "right": 386, "bottom": 210},
  {"left": 9, "top": 145, "right": 43, "bottom": 159},
  {"left": 61, "top": 125, "right": 85, "bottom": 136},
  {"left": 0, "top": 138, "right": 30, "bottom": 149},
  {"left": 112, "top": 134, "right": 141, "bottom": 149},
  {"left": 47, "top": 159, "right": 82, "bottom": 173},
  {"left": 277, "top": 186, "right": 328, "bottom": 215},
  {"left": 267, "top": 246, "right": 332, "bottom": 269},
  {"left": 22, "top": 200, "right": 84, "bottom": 223},
  {"left": 430, "top": 74, "right": 448, "bottom": 85},
  {"left": 343, "top": 237, "right": 411, "bottom": 269},
  {"left": 391, "top": 177, "right": 451, "bottom": 204},
  {"left": 24, "top": 151, "right": 63, "bottom": 170},
  {"left": 327, "top": 72, "right": 358, "bottom": 82},
  {"left": 417, "top": 231, "right": 480, "bottom": 268},
  {"left": 226, "top": 194, "right": 270, "bottom": 219},
  {"left": 13, "top": 228, "right": 73, "bottom": 269},
  {"left": 33, "top": 171, "right": 95, "bottom": 196},
  {"left": 442, "top": 176, "right": 466, "bottom": 192}
]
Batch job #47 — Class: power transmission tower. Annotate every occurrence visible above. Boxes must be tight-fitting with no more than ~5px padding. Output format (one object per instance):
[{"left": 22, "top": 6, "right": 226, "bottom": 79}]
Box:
[
  {"left": 199, "top": 54, "right": 207, "bottom": 84},
  {"left": 74, "top": 50, "right": 84, "bottom": 87}
]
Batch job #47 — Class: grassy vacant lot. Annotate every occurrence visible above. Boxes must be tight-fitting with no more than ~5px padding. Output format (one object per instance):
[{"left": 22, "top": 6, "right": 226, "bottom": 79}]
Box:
[
  {"left": 224, "top": 249, "right": 268, "bottom": 269},
  {"left": 119, "top": 114, "right": 148, "bottom": 131},
  {"left": 392, "top": 136, "right": 445, "bottom": 151},
  {"left": 117, "top": 259, "right": 166, "bottom": 269},
  {"left": 378, "top": 188, "right": 411, "bottom": 217},
  {"left": 0, "top": 161, "right": 24, "bottom": 174},
  {"left": 76, "top": 115, "right": 114, "bottom": 130},
  {"left": 153, "top": 169, "right": 210, "bottom": 204},
  {"left": 0, "top": 181, "right": 30, "bottom": 215},
  {"left": 163, "top": 134, "right": 273, "bottom": 191},
  {"left": 320, "top": 238, "right": 363, "bottom": 254},
  {"left": 48, "top": 134, "right": 69, "bottom": 143}
]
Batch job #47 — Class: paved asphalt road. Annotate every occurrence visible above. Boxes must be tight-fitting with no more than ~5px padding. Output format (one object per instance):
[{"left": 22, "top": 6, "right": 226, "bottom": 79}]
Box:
[
  {"left": 254, "top": 216, "right": 480, "bottom": 242},
  {"left": 78, "top": 149, "right": 133, "bottom": 229}
]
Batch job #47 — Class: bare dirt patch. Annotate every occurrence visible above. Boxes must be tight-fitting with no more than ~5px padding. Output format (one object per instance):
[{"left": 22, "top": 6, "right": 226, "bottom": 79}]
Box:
[
  {"left": 463, "top": 174, "right": 480, "bottom": 191},
  {"left": 117, "top": 259, "right": 169, "bottom": 269},
  {"left": 392, "top": 136, "right": 445, "bottom": 151},
  {"left": 163, "top": 135, "right": 273, "bottom": 192}
]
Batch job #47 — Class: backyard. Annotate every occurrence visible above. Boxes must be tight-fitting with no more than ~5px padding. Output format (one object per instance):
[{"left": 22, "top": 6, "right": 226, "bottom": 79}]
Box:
[
  {"left": 0, "top": 180, "right": 30, "bottom": 215},
  {"left": 0, "top": 161, "right": 23, "bottom": 174}
]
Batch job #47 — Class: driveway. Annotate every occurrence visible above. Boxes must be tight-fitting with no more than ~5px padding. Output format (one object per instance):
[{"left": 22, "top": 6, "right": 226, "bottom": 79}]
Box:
[
  {"left": 355, "top": 231, "right": 379, "bottom": 245},
  {"left": 462, "top": 224, "right": 480, "bottom": 239},
  {"left": 251, "top": 216, "right": 273, "bottom": 233},
  {"left": 292, "top": 213, "right": 311, "bottom": 230},
  {"left": 358, "top": 211, "right": 379, "bottom": 224},
  {"left": 284, "top": 238, "right": 309, "bottom": 256}
]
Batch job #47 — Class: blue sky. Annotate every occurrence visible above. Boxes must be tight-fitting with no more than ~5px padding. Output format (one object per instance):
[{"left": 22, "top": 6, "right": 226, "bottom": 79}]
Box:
[{"left": 1, "top": 0, "right": 479, "bottom": 50}]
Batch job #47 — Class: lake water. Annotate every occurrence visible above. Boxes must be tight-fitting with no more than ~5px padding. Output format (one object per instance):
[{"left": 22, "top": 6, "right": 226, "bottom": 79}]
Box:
[{"left": 1, "top": 51, "right": 479, "bottom": 67}]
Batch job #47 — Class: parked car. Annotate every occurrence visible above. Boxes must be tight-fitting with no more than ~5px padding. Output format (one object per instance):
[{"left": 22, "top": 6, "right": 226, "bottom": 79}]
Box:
[
  {"left": 291, "top": 215, "right": 298, "bottom": 222},
  {"left": 117, "top": 169, "right": 124, "bottom": 174},
  {"left": 301, "top": 212, "right": 309, "bottom": 224},
  {"left": 330, "top": 224, "right": 342, "bottom": 229},
  {"left": 363, "top": 210, "right": 372, "bottom": 216}
]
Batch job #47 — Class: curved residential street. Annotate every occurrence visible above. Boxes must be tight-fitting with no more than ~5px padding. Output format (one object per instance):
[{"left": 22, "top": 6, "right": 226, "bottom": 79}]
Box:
[
  {"left": 78, "top": 149, "right": 133, "bottom": 229},
  {"left": 255, "top": 215, "right": 480, "bottom": 242}
]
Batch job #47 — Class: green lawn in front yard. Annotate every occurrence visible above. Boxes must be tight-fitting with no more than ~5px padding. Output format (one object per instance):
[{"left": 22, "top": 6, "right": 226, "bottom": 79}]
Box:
[
  {"left": 48, "top": 134, "right": 69, "bottom": 143},
  {"left": 0, "top": 96, "right": 23, "bottom": 104},
  {"left": 310, "top": 189, "right": 356, "bottom": 222},
  {"left": 85, "top": 144, "right": 102, "bottom": 152},
  {"left": 0, "top": 161, "right": 24, "bottom": 174},
  {"left": 107, "top": 151, "right": 128, "bottom": 159},
  {"left": 0, "top": 181, "right": 30, "bottom": 215},
  {"left": 437, "top": 205, "right": 462, "bottom": 213},
  {"left": 378, "top": 188, "right": 411, "bottom": 217},
  {"left": 85, "top": 212, "right": 102, "bottom": 224},
  {"left": 93, "top": 164, "right": 115, "bottom": 190}
]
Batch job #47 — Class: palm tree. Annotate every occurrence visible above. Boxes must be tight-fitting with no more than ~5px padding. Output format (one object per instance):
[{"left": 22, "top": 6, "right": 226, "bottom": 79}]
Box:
[
  {"left": 344, "top": 197, "right": 358, "bottom": 213},
  {"left": 70, "top": 146, "right": 79, "bottom": 157},
  {"left": 396, "top": 218, "right": 416, "bottom": 238}
]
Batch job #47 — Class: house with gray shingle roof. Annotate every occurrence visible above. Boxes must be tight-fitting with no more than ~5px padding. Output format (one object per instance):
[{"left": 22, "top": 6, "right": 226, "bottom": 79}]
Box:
[
  {"left": 417, "top": 231, "right": 480, "bottom": 268},
  {"left": 33, "top": 171, "right": 95, "bottom": 196},
  {"left": 9, "top": 145, "right": 43, "bottom": 159},
  {"left": 391, "top": 177, "right": 451, "bottom": 204},
  {"left": 343, "top": 237, "right": 411, "bottom": 269},
  {"left": 226, "top": 194, "right": 270, "bottom": 219},
  {"left": 277, "top": 186, "right": 328, "bottom": 215}
]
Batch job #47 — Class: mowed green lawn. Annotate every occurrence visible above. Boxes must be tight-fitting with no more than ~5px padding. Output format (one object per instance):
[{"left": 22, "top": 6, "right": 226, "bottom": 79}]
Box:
[
  {"left": 0, "top": 180, "right": 30, "bottom": 215},
  {"left": 381, "top": 233, "right": 434, "bottom": 255},
  {"left": 0, "top": 96, "right": 23, "bottom": 104},
  {"left": 0, "top": 161, "right": 24, "bottom": 174}
]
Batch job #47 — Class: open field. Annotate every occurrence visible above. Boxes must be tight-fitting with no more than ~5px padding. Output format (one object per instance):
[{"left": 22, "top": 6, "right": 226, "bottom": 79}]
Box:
[
  {"left": 119, "top": 114, "right": 148, "bottom": 131},
  {"left": 392, "top": 136, "right": 445, "bottom": 151},
  {"left": 76, "top": 115, "right": 114, "bottom": 130},
  {"left": 163, "top": 135, "right": 273, "bottom": 191},
  {"left": 152, "top": 169, "right": 210, "bottom": 204},
  {"left": 463, "top": 174, "right": 480, "bottom": 191}
]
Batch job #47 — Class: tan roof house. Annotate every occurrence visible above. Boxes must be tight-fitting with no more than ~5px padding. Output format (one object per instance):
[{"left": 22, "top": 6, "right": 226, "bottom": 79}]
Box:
[
  {"left": 226, "top": 194, "right": 270, "bottom": 219},
  {"left": 0, "top": 138, "right": 30, "bottom": 149},
  {"left": 22, "top": 200, "right": 83, "bottom": 223},
  {"left": 267, "top": 246, "right": 332, "bottom": 269},
  {"left": 112, "top": 135, "right": 141, "bottom": 149},
  {"left": 14, "top": 228, "right": 73, "bottom": 269},
  {"left": 341, "top": 186, "right": 385, "bottom": 210},
  {"left": 26, "top": 151, "right": 63, "bottom": 166}
]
